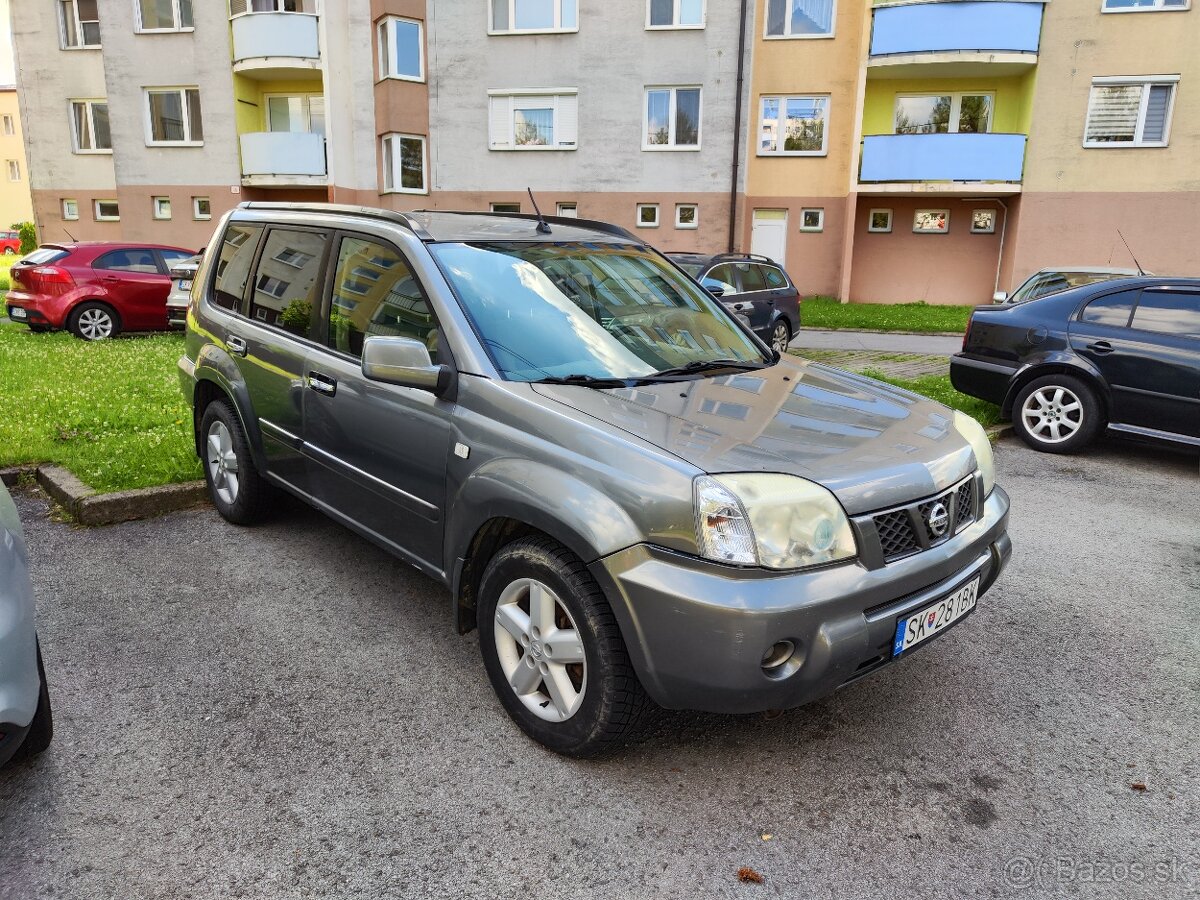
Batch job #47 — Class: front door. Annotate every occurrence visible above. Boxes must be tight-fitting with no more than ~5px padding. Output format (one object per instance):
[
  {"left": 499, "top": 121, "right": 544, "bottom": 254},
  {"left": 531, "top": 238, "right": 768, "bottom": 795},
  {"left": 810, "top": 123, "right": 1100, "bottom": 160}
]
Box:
[
  {"left": 302, "top": 232, "right": 452, "bottom": 571},
  {"left": 751, "top": 209, "right": 788, "bottom": 266}
]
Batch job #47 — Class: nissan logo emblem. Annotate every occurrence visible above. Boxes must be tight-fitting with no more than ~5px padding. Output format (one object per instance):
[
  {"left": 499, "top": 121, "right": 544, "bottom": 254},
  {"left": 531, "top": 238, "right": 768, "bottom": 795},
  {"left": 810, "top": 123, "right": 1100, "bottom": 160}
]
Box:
[{"left": 927, "top": 502, "right": 950, "bottom": 538}]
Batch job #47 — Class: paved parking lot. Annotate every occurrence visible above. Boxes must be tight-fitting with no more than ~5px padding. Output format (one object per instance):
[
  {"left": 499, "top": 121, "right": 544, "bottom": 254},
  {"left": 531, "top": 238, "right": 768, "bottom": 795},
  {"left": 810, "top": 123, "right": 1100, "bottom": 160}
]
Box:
[{"left": 1, "top": 438, "right": 1197, "bottom": 899}]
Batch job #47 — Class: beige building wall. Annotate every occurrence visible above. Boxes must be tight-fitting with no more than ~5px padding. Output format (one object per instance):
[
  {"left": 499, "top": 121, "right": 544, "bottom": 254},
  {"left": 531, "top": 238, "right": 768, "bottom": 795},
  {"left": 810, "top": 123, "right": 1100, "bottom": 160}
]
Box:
[{"left": 0, "top": 88, "right": 32, "bottom": 226}]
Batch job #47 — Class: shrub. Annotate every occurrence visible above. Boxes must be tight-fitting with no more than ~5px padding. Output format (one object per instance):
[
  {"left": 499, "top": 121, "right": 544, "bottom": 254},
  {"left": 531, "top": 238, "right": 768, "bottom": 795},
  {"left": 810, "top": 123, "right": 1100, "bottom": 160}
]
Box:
[{"left": 11, "top": 222, "right": 37, "bottom": 255}]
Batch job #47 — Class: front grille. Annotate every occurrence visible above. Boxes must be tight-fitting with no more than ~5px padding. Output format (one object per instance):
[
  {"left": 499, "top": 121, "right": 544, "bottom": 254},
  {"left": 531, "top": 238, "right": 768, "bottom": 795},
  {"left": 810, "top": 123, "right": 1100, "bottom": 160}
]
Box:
[
  {"left": 869, "top": 475, "right": 977, "bottom": 564},
  {"left": 875, "top": 509, "right": 919, "bottom": 559},
  {"left": 955, "top": 479, "right": 976, "bottom": 532}
]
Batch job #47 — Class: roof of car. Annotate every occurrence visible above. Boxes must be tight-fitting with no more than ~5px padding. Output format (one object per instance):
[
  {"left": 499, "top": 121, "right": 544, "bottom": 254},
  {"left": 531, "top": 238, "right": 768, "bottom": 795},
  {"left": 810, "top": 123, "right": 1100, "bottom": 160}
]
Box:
[
  {"left": 35, "top": 241, "right": 195, "bottom": 253},
  {"left": 664, "top": 251, "right": 781, "bottom": 267},
  {"left": 1033, "top": 266, "right": 1145, "bottom": 276}
]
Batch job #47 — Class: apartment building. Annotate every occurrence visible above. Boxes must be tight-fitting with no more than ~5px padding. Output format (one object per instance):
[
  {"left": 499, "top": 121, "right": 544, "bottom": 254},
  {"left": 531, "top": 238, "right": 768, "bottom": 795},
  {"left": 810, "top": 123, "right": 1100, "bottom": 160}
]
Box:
[
  {"left": 0, "top": 86, "right": 32, "bottom": 227},
  {"left": 10, "top": 1, "right": 1198, "bottom": 302}
]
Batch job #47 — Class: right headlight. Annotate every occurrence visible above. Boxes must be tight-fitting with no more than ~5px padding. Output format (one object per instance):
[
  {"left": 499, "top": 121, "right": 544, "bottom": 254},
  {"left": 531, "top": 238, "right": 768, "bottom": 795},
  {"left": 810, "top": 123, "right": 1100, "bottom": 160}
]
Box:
[
  {"left": 953, "top": 411, "right": 995, "bottom": 497},
  {"left": 694, "top": 474, "right": 857, "bottom": 571}
]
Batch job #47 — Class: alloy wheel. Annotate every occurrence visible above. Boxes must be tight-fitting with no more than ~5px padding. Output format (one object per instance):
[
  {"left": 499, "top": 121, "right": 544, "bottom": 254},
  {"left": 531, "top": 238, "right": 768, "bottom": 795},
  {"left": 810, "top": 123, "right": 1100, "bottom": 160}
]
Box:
[
  {"left": 206, "top": 420, "right": 241, "bottom": 505},
  {"left": 77, "top": 308, "right": 114, "bottom": 340},
  {"left": 772, "top": 322, "right": 790, "bottom": 354},
  {"left": 493, "top": 578, "right": 587, "bottom": 722},
  {"left": 1020, "top": 386, "right": 1083, "bottom": 444}
]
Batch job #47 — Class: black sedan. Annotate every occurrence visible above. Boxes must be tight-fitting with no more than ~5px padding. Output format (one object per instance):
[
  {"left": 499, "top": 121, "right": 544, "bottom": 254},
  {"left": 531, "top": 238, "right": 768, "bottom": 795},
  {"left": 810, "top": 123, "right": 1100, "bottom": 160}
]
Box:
[{"left": 951, "top": 277, "right": 1200, "bottom": 453}]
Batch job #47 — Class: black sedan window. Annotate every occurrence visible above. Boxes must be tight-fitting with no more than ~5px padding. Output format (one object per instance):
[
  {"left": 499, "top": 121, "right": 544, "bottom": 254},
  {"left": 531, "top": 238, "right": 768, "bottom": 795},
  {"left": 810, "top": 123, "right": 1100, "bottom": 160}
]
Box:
[
  {"left": 1132, "top": 290, "right": 1200, "bottom": 338},
  {"left": 1080, "top": 289, "right": 1138, "bottom": 328}
]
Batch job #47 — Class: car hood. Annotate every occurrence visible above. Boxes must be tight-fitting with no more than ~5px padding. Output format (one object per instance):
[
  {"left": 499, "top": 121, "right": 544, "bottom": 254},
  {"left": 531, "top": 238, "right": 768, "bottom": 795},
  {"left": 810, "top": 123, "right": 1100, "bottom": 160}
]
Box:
[{"left": 531, "top": 355, "right": 976, "bottom": 515}]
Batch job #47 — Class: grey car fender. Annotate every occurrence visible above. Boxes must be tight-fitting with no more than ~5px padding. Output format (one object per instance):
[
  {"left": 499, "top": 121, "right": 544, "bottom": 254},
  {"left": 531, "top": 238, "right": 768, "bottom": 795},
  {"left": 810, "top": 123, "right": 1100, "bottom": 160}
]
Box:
[{"left": 193, "top": 344, "right": 269, "bottom": 470}]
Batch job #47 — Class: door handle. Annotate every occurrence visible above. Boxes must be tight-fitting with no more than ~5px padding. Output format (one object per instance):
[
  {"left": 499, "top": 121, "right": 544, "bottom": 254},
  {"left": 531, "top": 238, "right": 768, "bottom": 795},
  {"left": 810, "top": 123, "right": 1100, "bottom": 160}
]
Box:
[
  {"left": 767, "top": 299, "right": 776, "bottom": 306},
  {"left": 100, "top": 276, "right": 121, "bottom": 283},
  {"left": 1086, "top": 341, "right": 1114, "bottom": 354},
  {"left": 307, "top": 372, "right": 337, "bottom": 396},
  {"left": 226, "top": 335, "right": 247, "bottom": 357}
]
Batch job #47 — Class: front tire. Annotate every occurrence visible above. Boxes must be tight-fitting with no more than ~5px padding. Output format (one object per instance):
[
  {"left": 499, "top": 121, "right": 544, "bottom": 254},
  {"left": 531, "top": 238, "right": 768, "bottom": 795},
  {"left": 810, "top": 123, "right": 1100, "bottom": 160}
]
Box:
[
  {"left": 200, "top": 400, "right": 271, "bottom": 525},
  {"left": 1013, "top": 374, "right": 1103, "bottom": 454},
  {"left": 13, "top": 643, "right": 52, "bottom": 761},
  {"left": 68, "top": 301, "right": 120, "bottom": 341},
  {"left": 477, "top": 536, "right": 654, "bottom": 757}
]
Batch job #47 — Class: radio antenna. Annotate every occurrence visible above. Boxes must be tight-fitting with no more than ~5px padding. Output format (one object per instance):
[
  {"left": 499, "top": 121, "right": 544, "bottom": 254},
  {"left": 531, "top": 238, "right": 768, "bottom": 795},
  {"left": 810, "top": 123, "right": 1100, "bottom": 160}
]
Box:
[
  {"left": 527, "top": 188, "right": 552, "bottom": 235},
  {"left": 1116, "top": 229, "right": 1146, "bottom": 276}
]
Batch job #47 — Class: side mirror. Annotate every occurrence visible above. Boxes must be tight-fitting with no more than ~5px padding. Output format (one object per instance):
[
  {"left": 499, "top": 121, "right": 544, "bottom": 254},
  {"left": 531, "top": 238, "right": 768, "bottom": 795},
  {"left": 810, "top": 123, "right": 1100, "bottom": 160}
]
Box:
[
  {"left": 701, "top": 277, "right": 727, "bottom": 298},
  {"left": 992, "top": 291, "right": 1009, "bottom": 303},
  {"left": 361, "top": 336, "right": 453, "bottom": 396}
]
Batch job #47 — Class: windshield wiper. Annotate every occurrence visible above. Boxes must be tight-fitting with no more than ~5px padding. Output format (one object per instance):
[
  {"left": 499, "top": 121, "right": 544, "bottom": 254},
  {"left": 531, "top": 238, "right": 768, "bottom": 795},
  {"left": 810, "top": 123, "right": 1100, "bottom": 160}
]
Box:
[
  {"left": 534, "top": 373, "right": 634, "bottom": 389},
  {"left": 646, "top": 358, "right": 769, "bottom": 379}
]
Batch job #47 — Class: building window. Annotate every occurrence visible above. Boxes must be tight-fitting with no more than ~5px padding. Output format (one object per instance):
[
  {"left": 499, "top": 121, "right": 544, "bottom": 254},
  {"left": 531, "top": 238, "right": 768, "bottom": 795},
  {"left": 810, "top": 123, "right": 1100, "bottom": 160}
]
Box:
[
  {"left": 59, "top": 0, "right": 101, "bottom": 48},
  {"left": 488, "top": 91, "right": 578, "bottom": 150},
  {"left": 136, "top": 0, "right": 193, "bottom": 31},
  {"left": 647, "top": 0, "right": 704, "bottom": 28},
  {"left": 675, "top": 204, "right": 698, "bottom": 229},
  {"left": 867, "top": 209, "right": 892, "bottom": 233},
  {"left": 144, "top": 88, "right": 204, "bottom": 145},
  {"left": 266, "top": 94, "right": 325, "bottom": 135},
  {"left": 758, "top": 95, "right": 828, "bottom": 155},
  {"left": 1084, "top": 78, "right": 1177, "bottom": 147},
  {"left": 971, "top": 209, "right": 996, "bottom": 234},
  {"left": 62, "top": 199, "right": 80, "bottom": 220},
  {"left": 637, "top": 203, "right": 660, "bottom": 227},
  {"left": 6, "top": 160, "right": 19, "bottom": 181},
  {"left": 644, "top": 87, "right": 701, "bottom": 149},
  {"left": 230, "top": 0, "right": 317, "bottom": 12},
  {"left": 800, "top": 208, "right": 824, "bottom": 232},
  {"left": 490, "top": 0, "right": 578, "bottom": 33},
  {"left": 2, "top": 116, "right": 13, "bottom": 136},
  {"left": 193, "top": 197, "right": 212, "bottom": 220},
  {"left": 490, "top": 202, "right": 521, "bottom": 213},
  {"left": 153, "top": 196, "right": 172, "bottom": 219},
  {"left": 914, "top": 209, "right": 949, "bottom": 234},
  {"left": 556, "top": 202, "right": 578, "bottom": 217},
  {"left": 377, "top": 17, "right": 424, "bottom": 81},
  {"left": 94, "top": 200, "right": 120, "bottom": 221},
  {"left": 765, "top": 0, "right": 836, "bottom": 38},
  {"left": 1102, "top": 0, "right": 1188, "bottom": 11},
  {"left": 381, "top": 133, "right": 427, "bottom": 193},
  {"left": 70, "top": 100, "right": 111, "bottom": 153},
  {"left": 895, "top": 94, "right": 993, "bottom": 134}
]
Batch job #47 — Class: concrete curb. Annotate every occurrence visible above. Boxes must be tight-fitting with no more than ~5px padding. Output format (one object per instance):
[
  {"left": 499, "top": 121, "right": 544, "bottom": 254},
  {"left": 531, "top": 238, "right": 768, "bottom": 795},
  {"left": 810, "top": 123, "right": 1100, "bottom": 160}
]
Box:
[
  {"left": 798, "top": 326, "right": 964, "bottom": 337},
  {"left": 7, "top": 464, "right": 209, "bottom": 526}
]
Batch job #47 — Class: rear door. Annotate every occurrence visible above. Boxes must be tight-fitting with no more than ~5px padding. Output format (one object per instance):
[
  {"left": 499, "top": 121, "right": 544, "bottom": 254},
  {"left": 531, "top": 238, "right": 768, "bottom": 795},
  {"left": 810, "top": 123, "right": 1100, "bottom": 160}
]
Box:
[
  {"left": 91, "top": 248, "right": 172, "bottom": 329},
  {"left": 727, "top": 261, "right": 772, "bottom": 336},
  {"left": 706, "top": 263, "right": 753, "bottom": 331},
  {"left": 1123, "top": 288, "right": 1200, "bottom": 437}
]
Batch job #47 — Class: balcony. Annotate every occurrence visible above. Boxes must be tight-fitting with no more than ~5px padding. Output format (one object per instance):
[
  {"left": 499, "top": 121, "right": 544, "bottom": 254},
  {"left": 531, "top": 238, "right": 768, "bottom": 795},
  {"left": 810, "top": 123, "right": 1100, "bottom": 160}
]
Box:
[
  {"left": 240, "top": 132, "right": 327, "bottom": 188},
  {"left": 869, "top": 1, "right": 1043, "bottom": 78},
  {"left": 859, "top": 133, "right": 1026, "bottom": 190},
  {"left": 231, "top": 12, "right": 320, "bottom": 78}
]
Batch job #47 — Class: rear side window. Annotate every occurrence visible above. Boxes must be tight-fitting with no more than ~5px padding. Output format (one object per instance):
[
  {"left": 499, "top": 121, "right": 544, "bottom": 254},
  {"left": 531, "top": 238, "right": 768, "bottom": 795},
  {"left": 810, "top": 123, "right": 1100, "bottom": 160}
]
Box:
[
  {"left": 1132, "top": 290, "right": 1200, "bottom": 338},
  {"left": 22, "top": 248, "right": 69, "bottom": 265},
  {"left": 212, "top": 224, "right": 264, "bottom": 311},
  {"left": 761, "top": 265, "right": 788, "bottom": 289},
  {"left": 160, "top": 249, "right": 193, "bottom": 267},
  {"left": 249, "top": 228, "right": 329, "bottom": 338},
  {"left": 326, "top": 236, "right": 440, "bottom": 361},
  {"left": 736, "top": 263, "right": 767, "bottom": 293},
  {"left": 1080, "top": 290, "right": 1138, "bottom": 328},
  {"left": 94, "top": 248, "right": 160, "bottom": 274}
]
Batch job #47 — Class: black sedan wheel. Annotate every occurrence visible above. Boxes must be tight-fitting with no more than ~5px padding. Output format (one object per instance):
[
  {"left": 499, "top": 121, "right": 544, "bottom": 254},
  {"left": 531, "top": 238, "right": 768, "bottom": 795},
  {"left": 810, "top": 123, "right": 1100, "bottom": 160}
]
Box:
[{"left": 1013, "top": 374, "right": 1103, "bottom": 454}]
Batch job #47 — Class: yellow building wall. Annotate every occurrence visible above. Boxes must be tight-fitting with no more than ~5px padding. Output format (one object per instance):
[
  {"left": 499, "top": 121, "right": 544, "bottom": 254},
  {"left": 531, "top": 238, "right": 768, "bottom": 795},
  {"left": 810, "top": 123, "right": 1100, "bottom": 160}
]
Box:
[
  {"left": 861, "top": 74, "right": 1035, "bottom": 135},
  {"left": 0, "top": 89, "right": 33, "bottom": 227},
  {"left": 231, "top": 75, "right": 324, "bottom": 135}
]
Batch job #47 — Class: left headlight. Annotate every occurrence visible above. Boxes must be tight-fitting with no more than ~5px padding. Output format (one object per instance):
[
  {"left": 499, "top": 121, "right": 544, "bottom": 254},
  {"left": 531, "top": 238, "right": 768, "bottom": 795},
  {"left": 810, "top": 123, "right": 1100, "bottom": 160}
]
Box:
[
  {"left": 694, "top": 474, "right": 857, "bottom": 571},
  {"left": 953, "top": 411, "right": 995, "bottom": 497}
]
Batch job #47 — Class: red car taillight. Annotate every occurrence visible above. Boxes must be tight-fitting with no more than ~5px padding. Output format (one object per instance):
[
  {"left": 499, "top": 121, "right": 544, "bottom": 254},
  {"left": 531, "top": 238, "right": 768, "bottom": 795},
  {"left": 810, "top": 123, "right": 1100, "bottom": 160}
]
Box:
[{"left": 30, "top": 265, "right": 75, "bottom": 286}]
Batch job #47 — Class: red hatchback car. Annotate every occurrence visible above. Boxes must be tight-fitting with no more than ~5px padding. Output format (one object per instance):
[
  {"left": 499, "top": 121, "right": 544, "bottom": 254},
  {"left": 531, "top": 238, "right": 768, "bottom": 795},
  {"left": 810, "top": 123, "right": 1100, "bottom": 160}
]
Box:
[{"left": 5, "top": 242, "right": 195, "bottom": 340}]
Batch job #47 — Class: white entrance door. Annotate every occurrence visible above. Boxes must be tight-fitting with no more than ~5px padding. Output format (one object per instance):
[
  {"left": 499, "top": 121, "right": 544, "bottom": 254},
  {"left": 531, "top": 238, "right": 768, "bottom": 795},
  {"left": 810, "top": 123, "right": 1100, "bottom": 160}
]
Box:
[{"left": 751, "top": 209, "right": 788, "bottom": 265}]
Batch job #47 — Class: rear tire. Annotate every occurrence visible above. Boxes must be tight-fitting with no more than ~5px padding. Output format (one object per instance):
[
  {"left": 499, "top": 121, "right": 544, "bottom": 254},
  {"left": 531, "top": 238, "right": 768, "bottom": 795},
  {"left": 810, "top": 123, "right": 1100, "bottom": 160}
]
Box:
[
  {"left": 3, "top": 246, "right": 15, "bottom": 255},
  {"left": 200, "top": 399, "right": 271, "bottom": 525},
  {"left": 1013, "top": 374, "right": 1103, "bottom": 454},
  {"left": 13, "top": 643, "right": 52, "bottom": 761},
  {"left": 770, "top": 319, "right": 792, "bottom": 355},
  {"left": 68, "top": 301, "right": 120, "bottom": 341}
]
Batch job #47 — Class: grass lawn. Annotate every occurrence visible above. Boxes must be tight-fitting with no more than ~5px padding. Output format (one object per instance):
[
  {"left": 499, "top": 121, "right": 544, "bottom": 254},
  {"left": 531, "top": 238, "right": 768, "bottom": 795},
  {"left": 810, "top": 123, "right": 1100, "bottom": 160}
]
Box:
[
  {"left": 801, "top": 296, "right": 975, "bottom": 334},
  {"left": 0, "top": 322, "right": 201, "bottom": 492},
  {"left": 859, "top": 369, "right": 1003, "bottom": 428}
]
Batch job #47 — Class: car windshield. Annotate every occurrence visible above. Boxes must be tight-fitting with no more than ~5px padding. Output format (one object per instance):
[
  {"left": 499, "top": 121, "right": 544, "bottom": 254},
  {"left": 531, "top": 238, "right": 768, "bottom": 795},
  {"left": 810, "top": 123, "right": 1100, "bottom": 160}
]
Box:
[
  {"left": 431, "top": 241, "right": 767, "bottom": 382},
  {"left": 673, "top": 260, "right": 704, "bottom": 277}
]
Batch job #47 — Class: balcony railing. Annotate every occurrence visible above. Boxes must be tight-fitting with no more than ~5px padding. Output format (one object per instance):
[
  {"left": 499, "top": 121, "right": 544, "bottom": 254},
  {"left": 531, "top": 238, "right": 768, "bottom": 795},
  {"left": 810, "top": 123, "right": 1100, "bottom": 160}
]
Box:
[
  {"left": 231, "top": 12, "right": 319, "bottom": 65},
  {"left": 859, "top": 133, "right": 1026, "bottom": 183},
  {"left": 240, "top": 132, "right": 327, "bottom": 179},
  {"left": 870, "top": 1, "right": 1043, "bottom": 57}
]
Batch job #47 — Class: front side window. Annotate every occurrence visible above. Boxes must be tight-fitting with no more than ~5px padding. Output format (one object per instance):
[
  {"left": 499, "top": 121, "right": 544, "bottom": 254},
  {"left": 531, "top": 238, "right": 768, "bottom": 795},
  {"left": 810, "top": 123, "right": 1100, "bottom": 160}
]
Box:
[
  {"left": 1131, "top": 290, "right": 1200, "bottom": 337},
  {"left": 895, "top": 94, "right": 993, "bottom": 134},
  {"left": 145, "top": 88, "right": 204, "bottom": 145},
  {"left": 1084, "top": 79, "right": 1176, "bottom": 147},
  {"left": 1102, "top": 0, "right": 1188, "bottom": 11},
  {"left": 328, "top": 237, "right": 441, "bottom": 360},
  {"left": 212, "top": 224, "right": 264, "bottom": 311},
  {"left": 382, "top": 133, "right": 427, "bottom": 193},
  {"left": 59, "top": 0, "right": 100, "bottom": 48},
  {"left": 377, "top": 16, "right": 423, "bottom": 80},
  {"left": 491, "top": 0, "right": 578, "bottom": 32},
  {"left": 1080, "top": 289, "right": 1138, "bottom": 327},
  {"left": 71, "top": 100, "right": 111, "bottom": 152},
  {"left": 137, "top": 0, "right": 193, "bottom": 31},
  {"left": 759, "top": 95, "right": 827, "bottom": 155},
  {"left": 249, "top": 229, "right": 329, "bottom": 337},
  {"left": 648, "top": 0, "right": 704, "bottom": 28},
  {"left": 94, "top": 248, "right": 160, "bottom": 273},
  {"left": 766, "top": 0, "right": 836, "bottom": 37},
  {"left": 489, "top": 92, "right": 578, "bottom": 150},
  {"left": 430, "top": 242, "right": 765, "bottom": 382},
  {"left": 644, "top": 87, "right": 701, "bottom": 149}
]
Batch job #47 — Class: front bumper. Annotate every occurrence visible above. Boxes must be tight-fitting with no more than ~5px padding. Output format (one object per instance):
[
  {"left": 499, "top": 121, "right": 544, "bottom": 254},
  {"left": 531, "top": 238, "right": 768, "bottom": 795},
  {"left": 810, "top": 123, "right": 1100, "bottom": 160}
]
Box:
[{"left": 590, "top": 486, "right": 1011, "bottom": 714}]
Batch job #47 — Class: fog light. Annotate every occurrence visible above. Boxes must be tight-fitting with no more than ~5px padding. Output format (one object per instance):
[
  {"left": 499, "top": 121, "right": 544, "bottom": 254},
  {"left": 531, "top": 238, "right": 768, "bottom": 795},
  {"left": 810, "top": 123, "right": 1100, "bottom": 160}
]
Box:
[{"left": 761, "top": 640, "right": 795, "bottom": 671}]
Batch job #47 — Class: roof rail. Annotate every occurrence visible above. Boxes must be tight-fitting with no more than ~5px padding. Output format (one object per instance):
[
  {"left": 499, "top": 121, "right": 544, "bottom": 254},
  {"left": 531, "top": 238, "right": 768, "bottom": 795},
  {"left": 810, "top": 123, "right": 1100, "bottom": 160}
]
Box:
[
  {"left": 707, "top": 252, "right": 775, "bottom": 264},
  {"left": 236, "top": 201, "right": 433, "bottom": 240},
  {"left": 412, "top": 209, "right": 643, "bottom": 244}
]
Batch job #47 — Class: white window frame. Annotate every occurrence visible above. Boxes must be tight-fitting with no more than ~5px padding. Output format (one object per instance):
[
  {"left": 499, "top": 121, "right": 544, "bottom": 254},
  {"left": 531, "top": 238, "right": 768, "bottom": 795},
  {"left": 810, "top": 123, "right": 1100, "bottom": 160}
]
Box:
[
  {"left": 1083, "top": 76, "right": 1178, "bottom": 149},
  {"left": 70, "top": 99, "right": 111, "bottom": 154},
  {"left": 2, "top": 115, "right": 13, "bottom": 136},
  {"left": 134, "top": 0, "right": 194, "bottom": 33},
  {"left": 764, "top": 0, "right": 837, "bottom": 39},
  {"left": 800, "top": 208, "right": 824, "bottom": 233},
  {"left": 675, "top": 203, "right": 698, "bottom": 229},
  {"left": 488, "top": 89, "right": 579, "bottom": 151},
  {"left": 94, "top": 199, "right": 120, "bottom": 222},
  {"left": 62, "top": 199, "right": 80, "bottom": 221},
  {"left": 230, "top": 0, "right": 317, "bottom": 13},
  {"left": 643, "top": 86, "right": 702, "bottom": 151},
  {"left": 1101, "top": 0, "right": 1190, "bottom": 12},
  {"left": 193, "top": 197, "right": 212, "bottom": 220},
  {"left": 645, "top": 0, "right": 706, "bottom": 29},
  {"left": 59, "top": 0, "right": 102, "bottom": 49},
  {"left": 894, "top": 92, "right": 995, "bottom": 135},
  {"left": 636, "top": 203, "right": 660, "bottom": 228},
  {"left": 143, "top": 87, "right": 203, "bottom": 147},
  {"left": 381, "top": 133, "right": 428, "bottom": 194},
  {"left": 262, "top": 92, "right": 324, "bottom": 133},
  {"left": 757, "top": 94, "right": 829, "bottom": 157},
  {"left": 867, "top": 208, "right": 892, "bottom": 233},
  {"left": 376, "top": 16, "right": 425, "bottom": 82},
  {"left": 556, "top": 202, "right": 578, "bottom": 217},
  {"left": 153, "top": 196, "right": 172, "bottom": 220},
  {"left": 490, "top": 202, "right": 521, "bottom": 212},
  {"left": 489, "top": 0, "right": 578, "bottom": 35}
]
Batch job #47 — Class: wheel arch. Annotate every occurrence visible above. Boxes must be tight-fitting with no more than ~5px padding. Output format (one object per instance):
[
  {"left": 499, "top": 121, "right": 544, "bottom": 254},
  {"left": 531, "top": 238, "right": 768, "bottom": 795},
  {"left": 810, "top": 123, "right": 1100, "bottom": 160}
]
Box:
[
  {"left": 67, "top": 298, "right": 122, "bottom": 329},
  {"left": 1001, "top": 359, "right": 1109, "bottom": 419},
  {"left": 190, "top": 361, "right": 268, "bottom": 473}
]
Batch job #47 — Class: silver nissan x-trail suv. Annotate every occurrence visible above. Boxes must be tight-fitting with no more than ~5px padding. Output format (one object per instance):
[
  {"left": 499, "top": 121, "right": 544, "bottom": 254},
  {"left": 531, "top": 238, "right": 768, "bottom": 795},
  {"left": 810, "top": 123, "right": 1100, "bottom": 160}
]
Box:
[{"left": 180, "top": 203, "right": 1011, "bottom": 756}]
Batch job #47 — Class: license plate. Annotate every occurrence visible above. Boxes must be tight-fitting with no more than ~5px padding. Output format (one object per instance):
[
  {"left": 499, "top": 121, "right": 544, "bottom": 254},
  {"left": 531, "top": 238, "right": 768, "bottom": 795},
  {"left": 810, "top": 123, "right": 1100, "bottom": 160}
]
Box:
[
  {"left": 178, "top": 279, "right": 192, "bottom": 292},
  {"left": 893, "top": 577, "right": 979, "bottom": 656},
  {"left": 8, "top": 306, "right": 26, "bottom": 319}
]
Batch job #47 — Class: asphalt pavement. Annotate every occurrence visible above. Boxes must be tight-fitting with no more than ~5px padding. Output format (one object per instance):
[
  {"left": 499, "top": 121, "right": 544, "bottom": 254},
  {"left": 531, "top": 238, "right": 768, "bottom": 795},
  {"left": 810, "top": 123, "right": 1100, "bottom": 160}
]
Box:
[
  {"left": 1, "top": 437, "right": 1197, "bottom": 899},
  {"left": 791, "top": 328, "right": 963, "bottom": 355}
]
